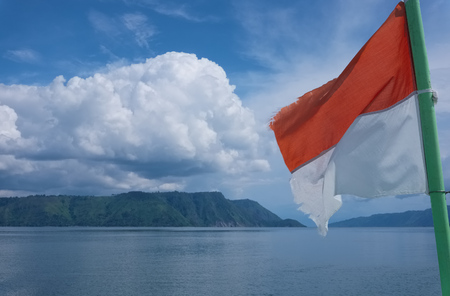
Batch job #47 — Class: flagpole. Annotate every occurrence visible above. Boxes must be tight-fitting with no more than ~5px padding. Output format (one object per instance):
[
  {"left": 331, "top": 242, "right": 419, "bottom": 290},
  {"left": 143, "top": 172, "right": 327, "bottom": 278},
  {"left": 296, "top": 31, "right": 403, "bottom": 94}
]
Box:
[{"left": 404, "top": 0, "right": 450, "bottom": 294}]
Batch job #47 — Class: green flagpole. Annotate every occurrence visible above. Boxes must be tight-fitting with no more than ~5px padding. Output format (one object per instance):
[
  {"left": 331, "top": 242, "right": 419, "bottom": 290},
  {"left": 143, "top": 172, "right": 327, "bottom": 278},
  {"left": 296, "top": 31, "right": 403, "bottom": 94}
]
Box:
[{"left": 405, "top": 0, "right": 450, "bottom": 294}]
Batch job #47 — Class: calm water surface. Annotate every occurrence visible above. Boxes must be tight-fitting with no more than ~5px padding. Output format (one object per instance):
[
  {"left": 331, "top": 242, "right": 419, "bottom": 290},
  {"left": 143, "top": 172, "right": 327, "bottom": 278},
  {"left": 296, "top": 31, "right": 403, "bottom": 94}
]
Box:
[{"left": 0, "top": 227, "right": 441, "bottom": 295}]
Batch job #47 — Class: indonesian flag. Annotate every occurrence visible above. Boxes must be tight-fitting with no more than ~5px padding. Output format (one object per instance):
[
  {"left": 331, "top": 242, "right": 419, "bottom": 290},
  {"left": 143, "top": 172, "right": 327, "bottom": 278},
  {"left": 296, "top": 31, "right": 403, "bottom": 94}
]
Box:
[{"left": 270, "top": 2, "right": 427, "bottom": 235}]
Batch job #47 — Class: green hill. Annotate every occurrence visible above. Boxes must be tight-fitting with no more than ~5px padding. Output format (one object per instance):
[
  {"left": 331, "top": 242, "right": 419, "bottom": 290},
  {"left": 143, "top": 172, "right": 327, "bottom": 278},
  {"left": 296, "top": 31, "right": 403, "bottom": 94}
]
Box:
[
  {"left": 0, "top": 191, "right": 305, "bottom": 227},
  {"left": 329, "top": 206, "right": 450, "bottom": 227}
]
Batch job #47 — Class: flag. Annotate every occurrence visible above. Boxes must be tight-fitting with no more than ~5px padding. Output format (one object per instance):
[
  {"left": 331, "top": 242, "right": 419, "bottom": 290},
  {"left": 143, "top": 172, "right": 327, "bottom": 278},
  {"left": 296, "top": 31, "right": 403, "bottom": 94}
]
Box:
[{"left": 270, "top": 2, "right": 427, "bottom": 235}]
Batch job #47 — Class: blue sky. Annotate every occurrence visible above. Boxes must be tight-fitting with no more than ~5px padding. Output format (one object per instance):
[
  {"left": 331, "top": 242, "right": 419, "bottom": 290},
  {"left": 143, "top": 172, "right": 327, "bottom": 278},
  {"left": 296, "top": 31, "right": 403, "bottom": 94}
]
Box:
[{"left": 0, "top": 0, "right": 449, "bottom": 226}]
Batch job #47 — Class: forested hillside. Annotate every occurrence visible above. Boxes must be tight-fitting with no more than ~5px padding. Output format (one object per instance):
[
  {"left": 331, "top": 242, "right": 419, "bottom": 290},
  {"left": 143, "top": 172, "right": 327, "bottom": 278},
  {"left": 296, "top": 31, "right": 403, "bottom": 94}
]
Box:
[{"left": 0, "top": 191, "right": 304, "bottom": 227}]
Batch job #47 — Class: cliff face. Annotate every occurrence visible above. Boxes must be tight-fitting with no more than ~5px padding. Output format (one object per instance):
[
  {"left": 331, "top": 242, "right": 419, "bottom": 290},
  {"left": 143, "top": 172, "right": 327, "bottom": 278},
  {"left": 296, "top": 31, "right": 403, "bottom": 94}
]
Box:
[{"left": 0, "top": 191, "right": 305, "bottom": 227}]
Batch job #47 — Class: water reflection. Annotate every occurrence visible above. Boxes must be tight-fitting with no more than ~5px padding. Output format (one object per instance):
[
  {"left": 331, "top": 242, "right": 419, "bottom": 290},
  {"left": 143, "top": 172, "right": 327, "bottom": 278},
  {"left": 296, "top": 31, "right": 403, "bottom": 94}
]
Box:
[{"left": 0, "top": 227, "right": 441, "bottom": 296}]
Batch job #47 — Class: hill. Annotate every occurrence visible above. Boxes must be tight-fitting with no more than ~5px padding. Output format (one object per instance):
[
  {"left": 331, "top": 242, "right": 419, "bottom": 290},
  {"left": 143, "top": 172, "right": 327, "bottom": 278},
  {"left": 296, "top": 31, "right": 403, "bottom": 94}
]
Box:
[
  {"left": 0, "top": 191, "right": 305, "bottom": 227},
  {"left": 329, "top": 206, "right": 450, "bottom": 227}
]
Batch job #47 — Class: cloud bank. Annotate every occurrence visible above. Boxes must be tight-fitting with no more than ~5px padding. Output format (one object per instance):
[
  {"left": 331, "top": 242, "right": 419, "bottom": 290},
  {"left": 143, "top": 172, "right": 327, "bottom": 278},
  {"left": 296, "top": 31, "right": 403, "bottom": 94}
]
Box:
[{"left": 0, "top": 52, "right": 269, "bottom": 196}]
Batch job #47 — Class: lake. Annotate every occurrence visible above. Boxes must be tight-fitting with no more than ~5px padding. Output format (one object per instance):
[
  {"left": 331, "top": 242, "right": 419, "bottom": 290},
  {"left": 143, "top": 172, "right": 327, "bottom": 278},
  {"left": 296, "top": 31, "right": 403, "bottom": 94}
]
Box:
[{"left": 0, "top": 227, "right": 441, "bottom": 296}]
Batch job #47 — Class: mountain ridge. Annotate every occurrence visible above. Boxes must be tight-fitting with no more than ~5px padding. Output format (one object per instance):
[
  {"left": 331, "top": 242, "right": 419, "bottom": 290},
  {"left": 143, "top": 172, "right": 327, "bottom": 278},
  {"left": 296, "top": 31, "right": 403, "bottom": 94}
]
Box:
[
  {"left": 329, "top": 206, "right": 450, "bottom": 227},
  {"left": 0, "top": 191, "right": 305, "bottom": 227}
]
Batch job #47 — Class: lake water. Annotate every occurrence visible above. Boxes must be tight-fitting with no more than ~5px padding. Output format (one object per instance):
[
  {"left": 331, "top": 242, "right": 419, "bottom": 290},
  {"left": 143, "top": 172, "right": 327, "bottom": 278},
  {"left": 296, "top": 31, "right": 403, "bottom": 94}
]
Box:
[{"left": 0, "top": 227, "right": 441, "bottom": 296}]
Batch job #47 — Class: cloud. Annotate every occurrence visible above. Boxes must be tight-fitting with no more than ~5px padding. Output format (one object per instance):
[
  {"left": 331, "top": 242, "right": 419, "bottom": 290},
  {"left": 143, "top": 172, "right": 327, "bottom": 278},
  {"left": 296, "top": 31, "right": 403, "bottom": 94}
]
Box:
[
  {"left": 151, "top": 4, "right": 217, "bottom": 22},
  {"left": 88, "top": 10, "right": 156, "bottom": 48},
  {"left": 0, "top": 52, "right": 269, "bottom": 196},
  {"left": 232, "top": 0, "right": 360, "bottom": 71},
  {"left": 88, "top": 10, "right": 120, "bottom": 37},
  {"left": 122, "top": 13, "right": 156, "bottom": 48},
  {"left": 124, "top": 0, "right": 217, "bottom": 22},
  {"left": 233, "top": 1, "right": 305, "bottom": 70},
  {"left": 4, "top": 49, "right": 41, "bottom": 64}
]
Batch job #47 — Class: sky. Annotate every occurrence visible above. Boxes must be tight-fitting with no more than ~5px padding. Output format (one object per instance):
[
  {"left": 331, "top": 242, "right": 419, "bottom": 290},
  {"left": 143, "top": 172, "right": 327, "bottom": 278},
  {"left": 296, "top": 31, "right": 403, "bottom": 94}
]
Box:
[{"left": 0, "top": 0, "right": 449, "bottom": 226}]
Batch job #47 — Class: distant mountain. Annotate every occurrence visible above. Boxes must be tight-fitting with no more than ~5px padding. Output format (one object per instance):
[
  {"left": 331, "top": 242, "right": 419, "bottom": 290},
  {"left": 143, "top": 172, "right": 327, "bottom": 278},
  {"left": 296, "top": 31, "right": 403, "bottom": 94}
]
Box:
[
  {"left": 0, "top": 191, "right": 305, "bottom": 227},
  {"left": 329, "top": 206, "right": 450, "bottom": 227}
]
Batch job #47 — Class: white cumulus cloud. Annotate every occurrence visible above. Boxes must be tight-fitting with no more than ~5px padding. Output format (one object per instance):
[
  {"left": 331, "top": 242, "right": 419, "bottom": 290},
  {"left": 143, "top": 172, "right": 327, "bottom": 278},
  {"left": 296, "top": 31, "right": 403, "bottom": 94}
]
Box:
[{"left": 0, "top": 52, "right": 269, "bottom": 196}]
